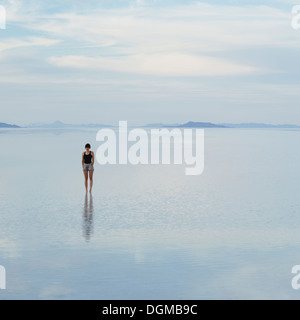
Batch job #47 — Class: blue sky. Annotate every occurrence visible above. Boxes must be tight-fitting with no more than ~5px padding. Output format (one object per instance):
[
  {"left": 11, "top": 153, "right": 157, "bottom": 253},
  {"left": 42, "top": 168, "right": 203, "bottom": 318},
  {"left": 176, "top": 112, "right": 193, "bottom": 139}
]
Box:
[{"left": 0, "top": 0, "right": 299, "bottom": 125}]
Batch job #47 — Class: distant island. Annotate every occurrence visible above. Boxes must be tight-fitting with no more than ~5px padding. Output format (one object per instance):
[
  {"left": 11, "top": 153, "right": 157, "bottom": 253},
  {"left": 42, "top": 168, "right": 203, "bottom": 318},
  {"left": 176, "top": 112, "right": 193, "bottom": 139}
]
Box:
[
  {"left": 143, "top": 123, "right": 181, "bottom": 128},
  {"left": 175, "top": 121, "right": 227, "bottom": 128},
  {"left": 2, "top": 120, "right": 300, "bottom": 129},
  {"left": 0, "top": 122, "right": 20, "bottom": 128},
  {"left": 145, "top": 122, "right": 226, "bottom": 128},
  {"left": 145, "top": 121, "right": 300, "bottom": 129}
]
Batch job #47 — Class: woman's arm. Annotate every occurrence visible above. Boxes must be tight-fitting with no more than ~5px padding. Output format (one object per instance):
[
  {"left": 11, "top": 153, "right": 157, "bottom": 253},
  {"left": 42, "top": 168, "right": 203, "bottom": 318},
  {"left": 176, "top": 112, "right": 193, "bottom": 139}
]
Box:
[
  {"left": 92, "top": 151, "right": 95, "bottom": 166},
  {"left": 82, "top": 152, "right": 84, "bottom": 167}
]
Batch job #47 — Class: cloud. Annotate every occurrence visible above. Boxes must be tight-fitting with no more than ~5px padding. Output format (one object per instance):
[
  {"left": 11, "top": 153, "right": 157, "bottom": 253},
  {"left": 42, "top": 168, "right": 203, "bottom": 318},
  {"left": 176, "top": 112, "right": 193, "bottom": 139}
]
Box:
[
  {"left": 10, "top": 3, "right": 293, "bottom": 50},
  {"left": 0, "top": 37, "right": 60, "bottom": 52},
  {"left": 2, "top": 1, "right": 295, "bottom": 79},
  {"left": 4, "top": 2, "right": 296, "bottom": 53},
  {"left": 4, "top": 2, "right": 291, "bottom": 78},
  {"left": 1, "top": 0, "right": 299, "bottom": 123},
  {"left": 49, "top": 53, "right": 259, "bottom": 77}
]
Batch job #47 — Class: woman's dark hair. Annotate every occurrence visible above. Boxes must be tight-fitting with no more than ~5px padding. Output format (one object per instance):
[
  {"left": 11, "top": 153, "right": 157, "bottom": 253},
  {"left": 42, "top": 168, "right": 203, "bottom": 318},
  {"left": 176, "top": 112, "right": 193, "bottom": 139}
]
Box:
[{"left": 85, "top": 143, "right": 91, "bottom": 149}]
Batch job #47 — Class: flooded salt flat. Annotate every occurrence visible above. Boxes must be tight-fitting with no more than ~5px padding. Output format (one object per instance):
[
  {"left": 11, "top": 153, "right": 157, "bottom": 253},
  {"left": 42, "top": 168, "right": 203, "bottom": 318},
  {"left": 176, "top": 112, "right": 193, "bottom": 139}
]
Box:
[{"left": 0, "top": 128, "right": 299, "bottom": 299}]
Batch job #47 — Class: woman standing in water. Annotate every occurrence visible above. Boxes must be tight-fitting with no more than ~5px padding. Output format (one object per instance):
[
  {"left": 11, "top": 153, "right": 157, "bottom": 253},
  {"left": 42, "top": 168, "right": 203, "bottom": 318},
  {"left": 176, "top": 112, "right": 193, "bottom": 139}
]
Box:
[{"left": 82, "top": 143, "right": 94, "bottom": 192}]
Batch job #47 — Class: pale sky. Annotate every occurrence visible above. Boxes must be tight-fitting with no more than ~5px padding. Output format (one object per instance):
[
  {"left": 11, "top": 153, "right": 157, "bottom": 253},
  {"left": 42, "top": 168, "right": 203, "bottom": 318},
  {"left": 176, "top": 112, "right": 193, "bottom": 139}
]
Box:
[{"left": 0, "top": 0, "right": 300, "bottom": 125}]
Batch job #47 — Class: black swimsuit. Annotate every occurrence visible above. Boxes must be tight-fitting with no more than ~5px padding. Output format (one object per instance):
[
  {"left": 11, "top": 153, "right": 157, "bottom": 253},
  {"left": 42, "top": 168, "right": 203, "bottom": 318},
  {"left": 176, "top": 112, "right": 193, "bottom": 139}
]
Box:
[{"left": 84, "top": 152, "right": 93, "bottom": 164}]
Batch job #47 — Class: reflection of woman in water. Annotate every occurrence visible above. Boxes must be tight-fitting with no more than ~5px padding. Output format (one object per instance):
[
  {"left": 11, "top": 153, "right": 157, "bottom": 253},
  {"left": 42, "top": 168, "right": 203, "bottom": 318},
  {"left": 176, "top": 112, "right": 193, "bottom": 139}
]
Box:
[
  {"left": 82, "top": 143, "right": 94, "bottom": 192},
  {"left": 83, "top": 193, "right": 93, "bottom": 241}
]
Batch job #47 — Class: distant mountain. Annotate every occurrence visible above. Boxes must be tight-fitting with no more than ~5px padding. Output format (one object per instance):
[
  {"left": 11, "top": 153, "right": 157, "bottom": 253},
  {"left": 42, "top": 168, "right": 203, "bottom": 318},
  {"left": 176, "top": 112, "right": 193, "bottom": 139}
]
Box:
[
  {"left": 169, "top": 121, "right": 227, "bottom": 128},
  {"left": 145, "top": 121, "right": 227, "bottom": 128},
  {"left": 43, "top": 120, "right": 67, "bottom": 128},
  {"left": 145, "top": 122, "right": 300, "bottom": 129},
  {"left": 164, "top": 121, "right": 227, "bottom": 128},
  {"left": 81, "top": 123, "right": 113, "bottom": 128},
  {"left": 23, "top": 121, "right": 300, "bottom": 130},
  {"left": 144, "top": 123, "right": 181, "bottom": 128},
  {"left": 28, "top": 121, "right": 112, "bottom": 128},
  {"left": 222, "top": 123, "right": 300, "bottom": 128},
  {"left": 0, "top": 122, "right": 20, "bottom": 128}
]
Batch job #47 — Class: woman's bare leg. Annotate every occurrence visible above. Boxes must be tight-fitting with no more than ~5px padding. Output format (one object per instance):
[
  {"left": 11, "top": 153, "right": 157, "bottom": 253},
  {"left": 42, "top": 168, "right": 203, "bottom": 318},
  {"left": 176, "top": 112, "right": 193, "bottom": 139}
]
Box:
[
  {"left": 83, "top": 171, "right": 88, "bottom": 192},
  {"left": 89, "top": 171, "right": 94, "bottom": 192}
]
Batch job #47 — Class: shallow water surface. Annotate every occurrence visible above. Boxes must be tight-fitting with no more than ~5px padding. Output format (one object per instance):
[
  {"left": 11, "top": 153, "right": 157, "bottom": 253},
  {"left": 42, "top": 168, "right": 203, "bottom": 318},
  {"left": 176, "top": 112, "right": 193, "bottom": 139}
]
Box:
[{"left": 0, "top": 128, "right": 299, "bottom": 299}]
